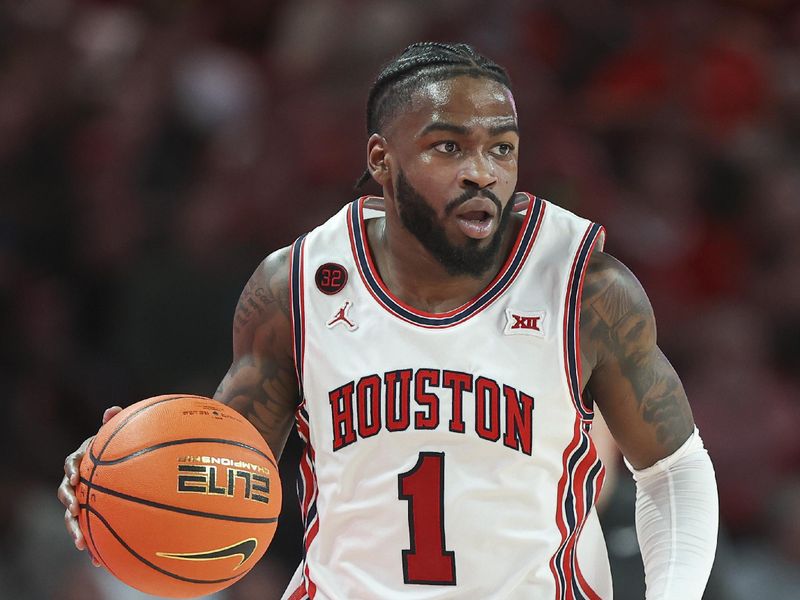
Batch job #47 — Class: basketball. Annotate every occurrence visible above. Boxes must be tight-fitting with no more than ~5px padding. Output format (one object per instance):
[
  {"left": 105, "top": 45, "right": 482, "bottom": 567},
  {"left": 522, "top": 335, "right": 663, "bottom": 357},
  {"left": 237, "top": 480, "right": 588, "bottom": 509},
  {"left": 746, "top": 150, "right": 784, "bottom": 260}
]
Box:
[{"left": 76, "top": 394, "right": 282, "bottom": 598}]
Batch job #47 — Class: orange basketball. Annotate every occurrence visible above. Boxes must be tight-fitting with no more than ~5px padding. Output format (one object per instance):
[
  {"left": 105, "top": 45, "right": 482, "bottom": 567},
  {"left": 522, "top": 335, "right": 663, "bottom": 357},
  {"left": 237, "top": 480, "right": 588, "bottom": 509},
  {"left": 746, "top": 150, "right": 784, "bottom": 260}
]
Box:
[{"left": 77, "top": 394, "right": 282, "bottom": 598}]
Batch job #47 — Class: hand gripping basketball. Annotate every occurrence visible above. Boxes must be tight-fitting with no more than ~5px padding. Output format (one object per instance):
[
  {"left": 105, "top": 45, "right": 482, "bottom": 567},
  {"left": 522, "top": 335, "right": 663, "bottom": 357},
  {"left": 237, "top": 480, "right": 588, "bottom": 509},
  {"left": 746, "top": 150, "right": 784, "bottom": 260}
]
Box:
[
  {"left": 58, "top": 405, "right": 123, "bottom": 566},
  {"left": 71, "top": 395, "right": 281, "bottom": 598}
]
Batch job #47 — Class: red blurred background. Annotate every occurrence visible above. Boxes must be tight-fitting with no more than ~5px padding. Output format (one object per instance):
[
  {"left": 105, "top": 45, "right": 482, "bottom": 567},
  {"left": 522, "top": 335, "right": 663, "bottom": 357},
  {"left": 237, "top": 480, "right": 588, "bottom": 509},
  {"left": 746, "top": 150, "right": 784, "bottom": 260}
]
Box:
[{"left": 3, "top": 0, "right": 800, "bottom": 598}]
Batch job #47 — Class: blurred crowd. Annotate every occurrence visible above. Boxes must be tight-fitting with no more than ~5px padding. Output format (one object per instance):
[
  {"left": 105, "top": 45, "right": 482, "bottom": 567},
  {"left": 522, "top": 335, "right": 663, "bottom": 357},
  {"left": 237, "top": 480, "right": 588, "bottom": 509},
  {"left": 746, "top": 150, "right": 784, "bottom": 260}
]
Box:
[{"left": 2, "top": 0, "right": 800, "bottom": 598}]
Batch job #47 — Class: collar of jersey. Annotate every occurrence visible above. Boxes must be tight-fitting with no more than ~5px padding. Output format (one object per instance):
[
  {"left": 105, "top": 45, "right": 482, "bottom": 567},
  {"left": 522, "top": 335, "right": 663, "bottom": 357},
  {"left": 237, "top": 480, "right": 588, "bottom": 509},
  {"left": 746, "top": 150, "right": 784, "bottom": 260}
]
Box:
[{"left": 347, "top": 193, "right": 545, "bottom": 329}]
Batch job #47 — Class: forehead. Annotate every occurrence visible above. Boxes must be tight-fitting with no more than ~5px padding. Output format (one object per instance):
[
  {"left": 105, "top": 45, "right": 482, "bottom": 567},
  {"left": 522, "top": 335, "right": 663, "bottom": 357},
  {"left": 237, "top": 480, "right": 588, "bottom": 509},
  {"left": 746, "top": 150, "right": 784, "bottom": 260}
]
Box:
[{"left": 394, "top": 75, "right": 517, "bottom": 134}]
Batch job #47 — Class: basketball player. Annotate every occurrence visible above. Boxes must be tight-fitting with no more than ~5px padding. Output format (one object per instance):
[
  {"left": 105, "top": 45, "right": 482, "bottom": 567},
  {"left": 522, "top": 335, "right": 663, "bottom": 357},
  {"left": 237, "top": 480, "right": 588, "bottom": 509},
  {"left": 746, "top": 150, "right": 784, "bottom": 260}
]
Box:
[{"left": 59, "top": 43, "right": 719, "bottom": 599}]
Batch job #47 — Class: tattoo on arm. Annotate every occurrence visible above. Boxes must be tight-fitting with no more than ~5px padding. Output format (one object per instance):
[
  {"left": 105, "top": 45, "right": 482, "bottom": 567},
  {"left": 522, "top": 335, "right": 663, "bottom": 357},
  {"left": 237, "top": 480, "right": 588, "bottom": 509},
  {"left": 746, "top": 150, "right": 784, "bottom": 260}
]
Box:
[
  {"left": 582, "top": 253, "right": 694, "bottom": 463},
  {"left": 233, "top": 282, "right": 270, "bottom": 335},
  {"left": 233, "top": 256, "right": 292, "bottom": 335},
  {"left": 219, "top": 353, "right": 297, "bottom": 450},
  {"left": 215, "top": 249, "right": 298, "bottom": 459}
]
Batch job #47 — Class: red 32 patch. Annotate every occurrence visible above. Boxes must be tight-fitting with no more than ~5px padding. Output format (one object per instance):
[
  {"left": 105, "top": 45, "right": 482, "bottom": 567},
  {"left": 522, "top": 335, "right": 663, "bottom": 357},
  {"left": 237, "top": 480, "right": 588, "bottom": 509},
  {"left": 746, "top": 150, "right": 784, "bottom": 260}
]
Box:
[{"left": 315, "top": 263, "right": 348, "bottom": 295}]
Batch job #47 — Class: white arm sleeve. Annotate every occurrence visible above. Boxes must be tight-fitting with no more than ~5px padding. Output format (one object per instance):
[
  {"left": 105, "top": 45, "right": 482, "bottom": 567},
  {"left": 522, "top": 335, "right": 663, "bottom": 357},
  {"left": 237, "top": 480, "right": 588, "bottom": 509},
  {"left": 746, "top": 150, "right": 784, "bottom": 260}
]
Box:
[{"left": 625, "top": 427, "right": 719, "bottom": 600}]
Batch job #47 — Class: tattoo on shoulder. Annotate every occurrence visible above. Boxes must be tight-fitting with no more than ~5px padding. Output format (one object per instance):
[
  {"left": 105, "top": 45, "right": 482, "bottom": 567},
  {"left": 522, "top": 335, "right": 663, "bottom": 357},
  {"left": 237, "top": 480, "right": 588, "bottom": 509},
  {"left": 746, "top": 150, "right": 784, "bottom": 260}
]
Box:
[
  {"left": 233, "top": 280, "right": 271, "bottom": 334},
  {"left": 219, "top": 249, "right": 298, "bottom": 454},
  {"left": 582, "top": 253, "right": 693, "bottom": 450},
  {"left": 582, "top": 253, "right": 654, "bottom": 368},
  {"left": 233, "top": 251, "right": 291, "bottom": 335}
]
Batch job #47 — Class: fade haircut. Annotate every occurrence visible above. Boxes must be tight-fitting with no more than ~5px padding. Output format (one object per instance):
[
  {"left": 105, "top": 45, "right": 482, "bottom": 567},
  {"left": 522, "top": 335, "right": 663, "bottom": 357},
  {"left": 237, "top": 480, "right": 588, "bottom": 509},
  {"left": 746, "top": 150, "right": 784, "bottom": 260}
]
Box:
[{"left": 355, "top": 42, "right": 512, "bottom": 189}]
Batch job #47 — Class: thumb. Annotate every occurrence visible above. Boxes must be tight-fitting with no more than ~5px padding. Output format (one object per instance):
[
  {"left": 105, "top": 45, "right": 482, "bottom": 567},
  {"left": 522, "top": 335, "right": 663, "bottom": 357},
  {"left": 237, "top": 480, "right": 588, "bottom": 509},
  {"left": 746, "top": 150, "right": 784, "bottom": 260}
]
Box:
[{"left": 102, "top": 406, "right": 123, "bottom": 425}]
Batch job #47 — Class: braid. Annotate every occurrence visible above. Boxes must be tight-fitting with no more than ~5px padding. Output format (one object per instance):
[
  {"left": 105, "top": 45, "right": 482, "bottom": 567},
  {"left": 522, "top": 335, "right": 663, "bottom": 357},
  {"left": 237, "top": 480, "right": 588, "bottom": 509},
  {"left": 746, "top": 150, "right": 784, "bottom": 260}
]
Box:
[{"left": 355, "top": 42, "right": 512, "bottom": 190}]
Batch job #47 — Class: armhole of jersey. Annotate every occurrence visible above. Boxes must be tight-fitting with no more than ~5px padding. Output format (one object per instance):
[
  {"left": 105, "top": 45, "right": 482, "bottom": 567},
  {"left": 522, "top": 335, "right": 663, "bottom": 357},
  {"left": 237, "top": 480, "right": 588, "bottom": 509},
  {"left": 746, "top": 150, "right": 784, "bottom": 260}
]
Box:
[
  {"left": 563, "top": 222, "right": 606, "bottom": 424},
  {"left": 288, "top": 233, "right": 320, "bottom": 600},
  {"left": 289, "top": 233, "right": 308, "bottom": 398}
]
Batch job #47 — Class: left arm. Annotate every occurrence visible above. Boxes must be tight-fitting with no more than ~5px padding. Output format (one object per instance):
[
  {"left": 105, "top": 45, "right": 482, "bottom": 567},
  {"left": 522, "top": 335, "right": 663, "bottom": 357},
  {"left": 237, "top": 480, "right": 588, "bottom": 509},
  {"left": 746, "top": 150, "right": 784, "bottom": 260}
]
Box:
[
  {"left": 580, "top": 251, "right": 718, "bottom": 600},
  {"left": 580, "top": 251, "right": 693, "bottom": 468}
]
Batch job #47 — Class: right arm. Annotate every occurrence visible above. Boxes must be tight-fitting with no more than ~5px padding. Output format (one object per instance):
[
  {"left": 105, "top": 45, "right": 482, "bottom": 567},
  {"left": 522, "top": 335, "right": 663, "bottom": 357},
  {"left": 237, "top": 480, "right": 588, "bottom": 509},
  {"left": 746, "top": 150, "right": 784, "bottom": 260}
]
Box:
[
  {"left": 213, "top": 247, "right": 300, "bottom": 460},
  {"left": 58, "top": 247, "right": 299, "bottom": 554}
]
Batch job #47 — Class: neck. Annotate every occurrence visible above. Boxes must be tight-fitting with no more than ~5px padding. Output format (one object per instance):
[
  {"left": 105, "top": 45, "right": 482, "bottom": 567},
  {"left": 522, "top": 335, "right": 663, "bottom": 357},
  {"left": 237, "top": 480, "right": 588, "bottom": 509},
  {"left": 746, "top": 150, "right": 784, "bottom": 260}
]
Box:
[{"left": 366, "top": 208, "right": 521, "bottom": 313}]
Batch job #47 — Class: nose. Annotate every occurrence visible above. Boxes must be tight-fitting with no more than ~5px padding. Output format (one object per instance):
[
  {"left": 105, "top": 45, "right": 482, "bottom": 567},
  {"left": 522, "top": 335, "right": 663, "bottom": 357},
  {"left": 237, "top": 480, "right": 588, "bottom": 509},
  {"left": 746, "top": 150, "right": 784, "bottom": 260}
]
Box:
[{"left": 459, "top": 153, "right": 497, "bottom": 190}]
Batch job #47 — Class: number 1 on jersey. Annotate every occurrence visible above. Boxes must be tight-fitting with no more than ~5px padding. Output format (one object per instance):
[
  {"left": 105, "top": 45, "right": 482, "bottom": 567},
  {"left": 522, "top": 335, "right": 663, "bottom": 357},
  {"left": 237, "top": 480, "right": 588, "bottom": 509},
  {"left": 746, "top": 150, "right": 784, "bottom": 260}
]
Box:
[{"left": 398, "top": 452, "right": 457, "bottom": 585}]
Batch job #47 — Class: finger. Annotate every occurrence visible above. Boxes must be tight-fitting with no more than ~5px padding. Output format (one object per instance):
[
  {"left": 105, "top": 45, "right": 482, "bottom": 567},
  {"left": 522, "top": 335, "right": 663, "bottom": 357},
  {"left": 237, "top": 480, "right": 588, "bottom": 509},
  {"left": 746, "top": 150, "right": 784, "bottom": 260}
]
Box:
[
  {"left": 64, "top": 450, "right": 83, "bottom": 487},
  {"left": 67, "top": 434, "right": 98, "bottom": 483},
  {"left": 87, "top": 549, "right": 101, "bottom": 567},
  {"left": 57, "top": 475, "right": 69, "bottom": 506},
  {"left": 102, "top": 406, "right": 123, "bottom": 424},
  {"left": 65, "top": 508, "right": 86, "bottom": 550},
  {"left": 57, "top": 476, "right": 79, "bottom": 514}
]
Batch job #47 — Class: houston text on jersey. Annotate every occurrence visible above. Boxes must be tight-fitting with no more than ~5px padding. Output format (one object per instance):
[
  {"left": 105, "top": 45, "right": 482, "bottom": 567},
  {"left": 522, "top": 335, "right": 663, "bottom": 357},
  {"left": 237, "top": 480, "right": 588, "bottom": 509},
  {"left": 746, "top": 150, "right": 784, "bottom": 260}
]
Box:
[{"left": 327, "top": 368, "right": 535, "bottom": 454}]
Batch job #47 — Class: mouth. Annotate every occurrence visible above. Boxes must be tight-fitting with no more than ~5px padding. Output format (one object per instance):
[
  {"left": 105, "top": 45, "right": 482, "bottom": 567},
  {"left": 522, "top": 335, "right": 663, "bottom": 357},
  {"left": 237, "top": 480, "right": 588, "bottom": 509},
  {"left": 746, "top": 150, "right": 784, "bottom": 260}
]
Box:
[{"left": 454, "top": 198, "right": 498, "bottom": 240}]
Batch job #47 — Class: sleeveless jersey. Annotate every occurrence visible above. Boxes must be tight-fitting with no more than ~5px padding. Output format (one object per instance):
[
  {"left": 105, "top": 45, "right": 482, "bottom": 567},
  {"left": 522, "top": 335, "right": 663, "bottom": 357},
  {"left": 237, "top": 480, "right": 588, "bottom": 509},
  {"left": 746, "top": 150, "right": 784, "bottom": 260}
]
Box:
[{"left": 282, "top": 194, "right": 611, "bottom": 600}]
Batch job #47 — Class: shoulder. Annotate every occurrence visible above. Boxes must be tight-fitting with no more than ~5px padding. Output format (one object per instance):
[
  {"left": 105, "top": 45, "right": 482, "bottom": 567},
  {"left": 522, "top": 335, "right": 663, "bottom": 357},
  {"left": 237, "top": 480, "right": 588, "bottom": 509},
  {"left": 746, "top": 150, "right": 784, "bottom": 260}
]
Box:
[
  {"left": 582, "top": 251, "right": 653, "bottom": 321},
  {"left": 580, "top": 250, "right": 656, "bottom": 370},
  {"left": 255, "top": 246, "right": 292, "bottom": 299},
  {"left": 232, "top": 246, "right": 294, "bottom": 358},
  {"left": 580, "top": 251, "right": 695, "bottom": 465}
]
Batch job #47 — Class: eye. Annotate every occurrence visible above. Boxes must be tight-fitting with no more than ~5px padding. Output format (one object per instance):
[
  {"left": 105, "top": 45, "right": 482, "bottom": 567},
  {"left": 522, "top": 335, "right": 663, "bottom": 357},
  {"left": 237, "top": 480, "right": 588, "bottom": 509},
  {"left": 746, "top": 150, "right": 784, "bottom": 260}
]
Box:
[
  {"left": 434, "top": 141, "right": 459, "bottom": 154},
  {"left": 492, "top": 143, "right": 514, "bottom": 157}
]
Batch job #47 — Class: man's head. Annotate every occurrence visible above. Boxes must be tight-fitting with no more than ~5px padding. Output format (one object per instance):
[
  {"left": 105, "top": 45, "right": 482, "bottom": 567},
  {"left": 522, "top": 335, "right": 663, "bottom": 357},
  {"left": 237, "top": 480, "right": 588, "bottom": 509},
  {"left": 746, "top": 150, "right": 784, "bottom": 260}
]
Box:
[
  {"left": 362, "top": 42, "right": 513, "bottom": 149},
  {"left": 360, "top": 43, "right": 520, "bottom": 277}
]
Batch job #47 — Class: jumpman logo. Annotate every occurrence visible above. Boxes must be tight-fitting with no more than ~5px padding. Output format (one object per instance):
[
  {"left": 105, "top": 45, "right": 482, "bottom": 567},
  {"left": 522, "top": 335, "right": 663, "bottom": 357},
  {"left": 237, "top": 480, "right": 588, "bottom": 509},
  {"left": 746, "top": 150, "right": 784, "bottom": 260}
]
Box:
[{"left": 326, "top": 300, "right": 358, "bottom": 331}]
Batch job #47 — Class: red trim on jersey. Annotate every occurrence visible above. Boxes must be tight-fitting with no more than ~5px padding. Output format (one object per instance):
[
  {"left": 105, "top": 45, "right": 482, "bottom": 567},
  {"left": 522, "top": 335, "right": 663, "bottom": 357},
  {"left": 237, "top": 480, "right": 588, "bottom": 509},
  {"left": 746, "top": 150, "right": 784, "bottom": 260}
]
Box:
[
  {"left": 295, "top": 406, "right": 318, "bottom": 536},
  {"left": 287, "top": 583, "right": 307, "bottom": 600},
  {"left": 358, "top": 193, "right": 534, "bottom": 317},
  {"left": 292, "top": 408, "right": 320, "bottom": 598},
  {"left": 562, "top": 223, "right": 604, "bottom": 420},
  {"left": 573, "top": 226, "right": 605, "bottom": 410},
  {"left": 555, "top": 222, "right": 607, "bottom": 599},
  {"left": 550, "top": 417, "right": 583, "bottom": 599},
  {"left": 355, "top": 196, "right": 532, "bottom": 318},
  {"left": 563, "top": 438, "right": 602, "bottom": 600},
  {"left": 288, "top": 235, "right": 318, "bottom": 599},
  {"left": 347, "top": 193, "right": 546, "bottom": 329},
  {"left": 566, "top": 435, "right": 596, "bottom": 600},
  {"left": 573, "top": 464, "right": 606, "bottom": 600},
  {"left": 289, "top": 236, "right": 307, "bottom": 391},
  {"left": 298, "top": 442, "right": 314, "bottom": 520},
  {"left": 549, "top": 414, "right": 606, "bottom": 600},
  {"left": 346, "top": 202, "right": 406, "bottom": 322},
  {"left": 299, "top": 243, "right": 306, "bottom": 379},
  {"left": 562, "top": 226, "right": 590, "bottom": 419},
  {"left": 301, "top": 519, "right": 320, "bottom": 598},
  {"left": 289, "top": 241, "right": 299, "bottom": 385}
]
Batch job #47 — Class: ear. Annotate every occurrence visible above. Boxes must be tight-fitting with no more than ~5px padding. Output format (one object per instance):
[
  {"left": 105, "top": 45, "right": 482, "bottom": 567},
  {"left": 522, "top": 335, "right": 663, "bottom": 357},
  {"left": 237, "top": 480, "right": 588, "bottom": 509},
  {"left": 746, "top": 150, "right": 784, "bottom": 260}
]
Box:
[{"left": 367, "top": 133, "right": 391, "bottom": 187}]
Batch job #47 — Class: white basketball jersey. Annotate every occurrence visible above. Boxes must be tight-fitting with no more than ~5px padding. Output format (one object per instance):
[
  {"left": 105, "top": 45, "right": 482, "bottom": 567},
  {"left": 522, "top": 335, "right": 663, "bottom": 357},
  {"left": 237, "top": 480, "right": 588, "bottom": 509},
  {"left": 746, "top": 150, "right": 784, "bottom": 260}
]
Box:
[{"left": 282, "top": 194, "right": 611, "bottom": 600}]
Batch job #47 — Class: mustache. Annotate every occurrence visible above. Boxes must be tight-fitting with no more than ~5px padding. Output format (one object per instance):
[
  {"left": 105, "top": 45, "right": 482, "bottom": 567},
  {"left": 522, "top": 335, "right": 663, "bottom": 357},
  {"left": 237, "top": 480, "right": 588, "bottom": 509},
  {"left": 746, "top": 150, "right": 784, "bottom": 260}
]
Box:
[{"left": 444, "top": 187, "right": 502, "bottom": 216}]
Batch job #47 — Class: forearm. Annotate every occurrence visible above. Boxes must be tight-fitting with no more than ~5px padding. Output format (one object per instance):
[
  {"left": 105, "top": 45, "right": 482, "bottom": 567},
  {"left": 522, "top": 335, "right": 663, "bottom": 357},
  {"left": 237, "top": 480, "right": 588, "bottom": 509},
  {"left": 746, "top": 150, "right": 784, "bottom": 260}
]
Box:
[{"left": 626, "top": 427, "right": 718, "bottom": 600}]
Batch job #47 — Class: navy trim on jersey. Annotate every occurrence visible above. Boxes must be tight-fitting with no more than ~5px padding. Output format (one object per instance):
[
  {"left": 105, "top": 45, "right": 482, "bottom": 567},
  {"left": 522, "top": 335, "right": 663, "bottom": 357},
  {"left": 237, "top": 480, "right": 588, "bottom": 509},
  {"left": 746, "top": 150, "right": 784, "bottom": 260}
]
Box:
[
  {"left": 551, "top": 419, "right": 605, "bottom": 600},
  {"left": 553, "top": 431, "right": 590, "bottom": 599},
  {"left": 562, "top": 433, "right": 590, "bottom": 531},
  {"left": 565, "top": 223, "right": 604, "bottom": 421},
  {"left": 290, "top": 233, "right": 320, "bottom": 597},
  {"left": 569, "top": 458, "right": 604, "bottom": 599},
  {"left": 349, "top": 194, "right": 544, "bottom": 328},
  {"left": 290, "top": 234, "right": 307, "bottom": 394},
  {"left": 293, "top": 401, "right": 319, "bottom": 597}
]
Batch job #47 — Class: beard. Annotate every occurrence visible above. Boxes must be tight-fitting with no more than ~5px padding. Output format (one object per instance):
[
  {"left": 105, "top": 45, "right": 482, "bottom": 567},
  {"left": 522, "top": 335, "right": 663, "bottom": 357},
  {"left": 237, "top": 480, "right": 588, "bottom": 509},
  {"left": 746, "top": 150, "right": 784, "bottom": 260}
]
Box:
[{"left": 394, "top": 169, "right": 515, "bottom": 277}]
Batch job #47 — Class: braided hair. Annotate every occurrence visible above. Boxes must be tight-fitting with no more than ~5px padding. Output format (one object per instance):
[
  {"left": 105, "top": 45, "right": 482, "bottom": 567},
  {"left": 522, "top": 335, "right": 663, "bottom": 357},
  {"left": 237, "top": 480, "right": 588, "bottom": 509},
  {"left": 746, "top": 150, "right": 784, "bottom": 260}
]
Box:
[{"left": 355, "top": 42, "right": 512, "bottom": 189}]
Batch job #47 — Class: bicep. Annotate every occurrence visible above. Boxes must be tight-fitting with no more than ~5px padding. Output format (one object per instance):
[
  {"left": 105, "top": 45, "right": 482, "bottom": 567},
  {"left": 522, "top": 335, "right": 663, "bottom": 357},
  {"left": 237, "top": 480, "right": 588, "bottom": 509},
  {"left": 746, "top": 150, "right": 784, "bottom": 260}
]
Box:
[
  {"left": 589, "top": 343, "right": 694, "bottom": 469},
  {"left": 213, "top": 249, "right": 300, "bottom": 461},
  {"left": 582, "top": 252, "right": 694, "bottom": 470}
]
